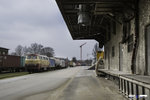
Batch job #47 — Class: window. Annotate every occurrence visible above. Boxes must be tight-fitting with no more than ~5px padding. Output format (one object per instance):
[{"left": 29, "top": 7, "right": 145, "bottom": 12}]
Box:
[
  {"left": 113, "top": 21, "right": 116, "bottom": 35},
  {"left": 40, "top": 56, "right": 42, "bottom": 60},
  {"left": 122, "top": 22, "right": 131, "bottom": 43},
  {"left": 128, "top": 34, "right": 134, "bottom": 52},
  {"left": 108, "top": 23, "right": 111, "bottom": 41},
  {"left": 27, "top": 55, "right": 37, "bottom": 59},
  {"left": 3, "top": 52, "right": 5, "bottom": 55},
  {"left": 112, "top": 46, "right": 115, "bottom": 57}
]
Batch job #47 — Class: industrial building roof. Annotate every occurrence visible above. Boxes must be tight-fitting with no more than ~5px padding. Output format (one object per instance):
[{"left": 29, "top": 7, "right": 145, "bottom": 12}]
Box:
[{"left": 56, "top": 0, "right": 135, "bottom": 47}]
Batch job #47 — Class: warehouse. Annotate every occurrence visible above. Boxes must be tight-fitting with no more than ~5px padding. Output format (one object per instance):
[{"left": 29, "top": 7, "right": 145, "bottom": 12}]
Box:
[
  {"left": 55, "top": 0, "right": 150, "bottom": 75},
  {"left": 56, "top": 0, "right": 150, "bottom": 99}
]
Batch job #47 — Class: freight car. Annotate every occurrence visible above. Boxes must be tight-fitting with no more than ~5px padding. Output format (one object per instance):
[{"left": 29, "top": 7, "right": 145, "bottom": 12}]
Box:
[
  {"left": 49, "top": 57, "right": 56, "bottom": 70},
  {"left": 25, "top": 54, "right": 50, "bottom": 73},
  {"left": 54, "top": 58, "right": 69, "bottom": 68},
  {"left": 54, "top": 58, "right": 61, "bottom": 69},
  {"left": 0, "top": 55, "right": 25, "bottom": 73}
]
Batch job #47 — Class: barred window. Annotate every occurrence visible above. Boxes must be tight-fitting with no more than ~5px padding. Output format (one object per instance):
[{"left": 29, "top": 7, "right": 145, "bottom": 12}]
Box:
[
  {"left": 113, "top": 21, "right": 116, "bottom": 35},
  {"left": 128, "top": 34, "right": 134, "bottom": 52},
  {"left": 3, "top": 52, "right": 5, "bottom": 55},
  {"left": 107, "top": 22, "right": 111, "bottom": 41},
  {"left": 123, "top": 22, "right": 131, "bottom": 38},
  {"left": 112, "top": 46, "right": 115, "bottom": 57},
  {"left": 122, "top": 22, "right": 131, "bottom": 43}
]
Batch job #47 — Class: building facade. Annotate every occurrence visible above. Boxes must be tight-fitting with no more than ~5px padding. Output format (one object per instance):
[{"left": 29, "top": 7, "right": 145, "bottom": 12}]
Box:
[
  {"left": 56, "top": 0, "right": 150, "bottom": 99},
  {"left": 56, "top": 0, "right": 150, "bottom": 100},
  {"left": 103, "top": 0, "right": 150, "bottom": 75},
  {"left": 55, "top": 0, "right": 150, "bottom": 75},
  {"left": 0, "top": 47, "right": 9, "bottom": 55}
]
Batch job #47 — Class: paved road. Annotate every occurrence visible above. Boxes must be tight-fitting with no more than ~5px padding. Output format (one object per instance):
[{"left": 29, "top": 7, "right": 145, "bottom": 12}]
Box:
[{"left": 0, "top": 66, "right": 127, "bottom": 100}]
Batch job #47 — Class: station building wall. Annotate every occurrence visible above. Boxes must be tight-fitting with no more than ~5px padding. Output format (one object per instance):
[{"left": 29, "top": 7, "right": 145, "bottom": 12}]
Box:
[
  {"left": 103, "top": 1, "right": 150, "bottom": 75},
  {"left": 136, "top": 0, "right": 150, "bottom": 75},
  {"left": 103, "top": 17, "right": 135, "bottom": 74}
]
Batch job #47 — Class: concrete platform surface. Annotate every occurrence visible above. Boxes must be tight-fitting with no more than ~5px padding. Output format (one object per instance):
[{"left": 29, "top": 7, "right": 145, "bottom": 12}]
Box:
[
  {"left": 0, "top": 66, "right": 127, "bottom": 100},
  {"left": 98, "top": 69, "right": 131, "bottom": 77},
  {"left": 121, "top": 75, "right": 150, "bottom": 84},
  {"left": 55, "top": 68, "right": 127, "bottom": 100}
]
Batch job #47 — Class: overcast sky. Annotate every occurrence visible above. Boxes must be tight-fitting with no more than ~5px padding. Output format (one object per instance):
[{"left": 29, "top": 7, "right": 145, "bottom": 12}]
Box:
[{"left": 0, "top": 0, "right": 97, "bottom": 60}]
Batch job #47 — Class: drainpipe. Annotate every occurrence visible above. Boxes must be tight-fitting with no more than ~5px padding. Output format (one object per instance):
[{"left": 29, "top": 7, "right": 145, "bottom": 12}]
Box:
[{"left": 131, "top": 0, "right": 139, "bottom": 74}]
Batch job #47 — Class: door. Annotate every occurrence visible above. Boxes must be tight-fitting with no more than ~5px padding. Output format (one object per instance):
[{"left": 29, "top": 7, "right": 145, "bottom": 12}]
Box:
[
  {"left": 146, "top": 25, "right": 150, "bottom": 75},
  {"left": 119, "top": 43, "right": 123, "bottom": 71},
  {"left": 108, "top": 49, "right": 110, "bottom": 70}
]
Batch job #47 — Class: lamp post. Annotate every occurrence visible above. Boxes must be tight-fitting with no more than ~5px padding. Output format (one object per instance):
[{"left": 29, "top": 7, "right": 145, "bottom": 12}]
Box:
[{"left": 80, "top": 42, "right": 86, "bottom": 61}]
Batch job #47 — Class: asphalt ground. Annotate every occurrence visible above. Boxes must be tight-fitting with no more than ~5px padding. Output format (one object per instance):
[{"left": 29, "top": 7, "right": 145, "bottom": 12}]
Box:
[{"left": 0, "top": 66, "right": 127, "bottom": 100}]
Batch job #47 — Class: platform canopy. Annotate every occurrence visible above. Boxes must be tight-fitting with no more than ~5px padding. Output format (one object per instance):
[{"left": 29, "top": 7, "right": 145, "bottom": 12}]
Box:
[{"left": 56, "top": 0, "right": 135, "bottom": 47}]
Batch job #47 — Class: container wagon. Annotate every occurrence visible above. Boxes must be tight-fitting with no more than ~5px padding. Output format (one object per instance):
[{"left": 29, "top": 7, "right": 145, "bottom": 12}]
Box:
[
  {"left": 20, "top": 56, "right": 26, "bottom": 70},
  {"left": 49, "top": 57, "right": 56, "bottom": 70},
  {"left": 0, "top": 55, "right": 25, "bottom": 72}
]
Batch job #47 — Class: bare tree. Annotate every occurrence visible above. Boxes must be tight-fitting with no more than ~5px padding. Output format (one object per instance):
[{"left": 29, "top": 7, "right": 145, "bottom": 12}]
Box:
[
  {"left": 11, "top": 52, "right": 17, "bottom": 56},
  {"left": 13, "top": 43, "right": 55, "bottom": 57},
  {"left": 23, "top": 46, "right": 30, "bottom": 55},
  {"left": 30, "top": 43, "right": 43, "bottom": 54},
  {"left": 15, "top": 45, "right": 24, "bottom": 56},
  {"left": 40, "top": 47, "right": 54, "bottom": 57}
]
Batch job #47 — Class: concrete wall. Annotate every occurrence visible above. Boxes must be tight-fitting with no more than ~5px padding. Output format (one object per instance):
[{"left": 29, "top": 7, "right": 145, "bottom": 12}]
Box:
[
  {"left": 136, "top": 0, "right": 150, "bottom": 75},
  {"left": 100, "top": 0, "right": 150, "bottom": 75},
  {"left": 103, "top": 17, "right": 135, "bottom": 74},
  {"left": 104, "top": 20, "right": 123, "bottom": 71}
]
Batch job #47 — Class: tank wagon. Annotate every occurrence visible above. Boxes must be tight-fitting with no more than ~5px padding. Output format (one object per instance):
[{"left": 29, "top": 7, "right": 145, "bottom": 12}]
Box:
[
  {"left": 55, "top": 57, "right": 68, "bottom": 68},
  {"left": 25, "top": 54, "right": 50, "bottom": 73},
  {"left": 54, "top": 58, "right": 61, "bottom": 69},
  {"left": 60, "top": 59, "right": 66, "bottom": 68},
  {"left": 0, "top": 55, "right": 25, "bottom": 73}
]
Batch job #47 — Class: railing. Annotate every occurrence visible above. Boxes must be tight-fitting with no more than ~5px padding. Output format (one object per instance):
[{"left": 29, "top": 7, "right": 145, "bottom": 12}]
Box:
[{"left": 119, "top": 76, "right": 150, "bottom": 100}]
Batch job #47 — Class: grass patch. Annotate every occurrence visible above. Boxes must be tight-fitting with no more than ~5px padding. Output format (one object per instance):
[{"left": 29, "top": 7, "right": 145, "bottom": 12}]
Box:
[{"left": 0, "top": 72, "right": 29, "bottom": 79}]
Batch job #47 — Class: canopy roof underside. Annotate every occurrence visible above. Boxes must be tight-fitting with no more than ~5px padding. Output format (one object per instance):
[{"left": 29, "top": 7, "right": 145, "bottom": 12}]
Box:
[{"left": 56, "top": 0, "right": 136, "bottom": 46}]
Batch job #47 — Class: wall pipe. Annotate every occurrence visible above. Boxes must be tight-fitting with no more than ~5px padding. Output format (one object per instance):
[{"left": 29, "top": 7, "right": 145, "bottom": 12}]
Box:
[{"left": 131, "top": 0, "right": 139, "bottom": 74}]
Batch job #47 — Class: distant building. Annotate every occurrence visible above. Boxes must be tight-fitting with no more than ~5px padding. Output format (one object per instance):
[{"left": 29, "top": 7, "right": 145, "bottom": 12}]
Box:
[{"left": 0, "top": 47, "right": 9, "bottom": 55}]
